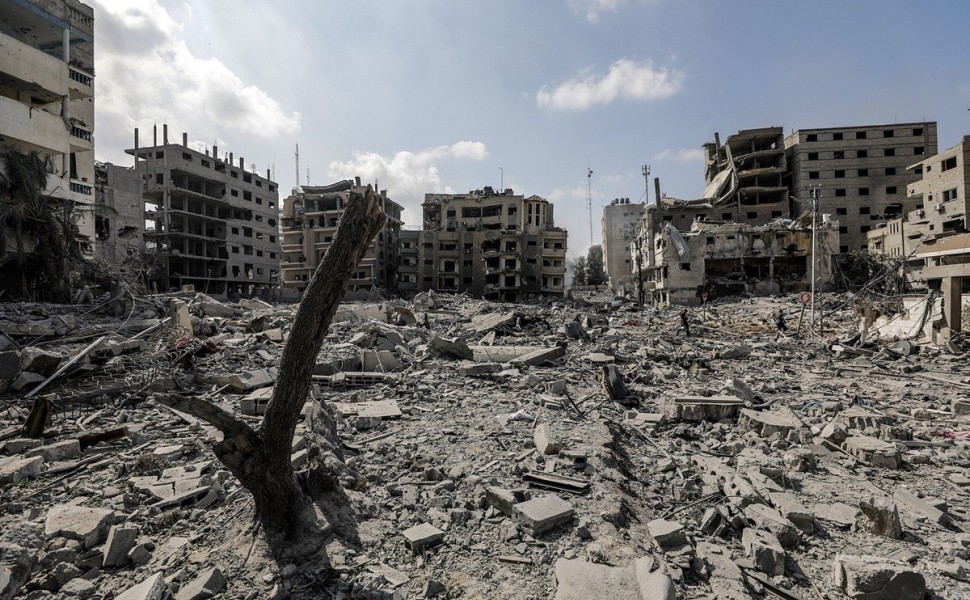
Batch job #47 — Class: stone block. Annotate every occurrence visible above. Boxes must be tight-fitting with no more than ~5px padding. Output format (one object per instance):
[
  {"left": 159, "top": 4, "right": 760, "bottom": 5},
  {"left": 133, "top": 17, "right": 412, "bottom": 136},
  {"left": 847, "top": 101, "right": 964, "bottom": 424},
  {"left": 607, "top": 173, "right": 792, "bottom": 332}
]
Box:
[
  {"left": 859, "top": 498, "right": 902, "bottom": 539},
  {"left": 520, "top": 346, "right": 566, "bottom": 366},
  {"left": 553, "top": 556, "right": 675, "bottom": 600},
  {"left": 45, "top": 505, "right": 115, "bottom": 548},
  {"left": 646, "top": 519, "right": 687, "bottom": 549},
  {"left": 739, "top": 408, "right": 799, "bottom": 438},
  {"left": 115, "top": 572, "right": 167, "bottom": 600},
  {"left": 0, "top": 455, "right": 43, "bottom": 485},
  {"left": 783, "top": 446, "right": 815, "bottom": 472},
  {"left": 843, "top": 436, "right": 900, "bottom": 469},
  {"left": 402, "top": 523, "right": 444, "bottom": 552},
  {"left": 742, "top": 527, "right": 785, "bottom": 576},
  {"left": 696, "top": 542, "right": 749, "bottom": 600},
  {"left": 514, "top": 496, "right": 574, "bottom": 535},
  {"left": 768, "top": 491, "right": 815, "bottom": 534},
  {"left": 19, "top": 348, "right": 62, "bottom": 376},
  {"left": 485, "top": 486, "right": 526, "bottom": 517},
  {"left": 0, "top": 438, "right": 41, "bottom": 454},
  {"left": 533, "top": 423, "right": 561, "bottom": 455},
  {"left": 102, "top": 525, "right": 138, "bottom": 567},
  {"left": 744, "top": 504, "right": 798, "bottom": 547},
  {"left": 176, "top": 567, "right": 225, "bottom": 600},
  {"left": 833, "top": 554, "right": 926, "bottom": 600},
  {"left": 665, "top": 396, "right": 743, "bottom": 422},
  {"left": 27, "top": 439, "right": 81, "bottom": 462},
  {"left": 10, "top": 371, "right": 44, "bottom": 391}
]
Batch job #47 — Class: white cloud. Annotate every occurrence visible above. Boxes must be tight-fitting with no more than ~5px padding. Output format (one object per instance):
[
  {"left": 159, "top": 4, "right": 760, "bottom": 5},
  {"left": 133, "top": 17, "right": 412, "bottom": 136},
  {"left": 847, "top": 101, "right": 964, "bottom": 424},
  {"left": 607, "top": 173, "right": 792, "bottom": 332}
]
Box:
[
  {"left": 568, "top": 0, "right": 626, "bottom": 22},
  {"left": 654, "top": 148, "right": 705, "bottom": 164},
  {"left": 326, "top": 142, "right": 488, "bottom": 222},
  {"left": 92, "top": 0, "right": 300, "bottom": 162},
  {"left": 537, "top": 59, "right": 684, "bottom": 111}
]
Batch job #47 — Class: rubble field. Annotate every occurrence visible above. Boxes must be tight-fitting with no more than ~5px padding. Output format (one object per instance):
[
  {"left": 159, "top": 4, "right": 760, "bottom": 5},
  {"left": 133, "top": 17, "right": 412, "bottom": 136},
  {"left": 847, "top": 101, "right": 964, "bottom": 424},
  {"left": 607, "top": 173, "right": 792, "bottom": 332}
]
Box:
[{"left": 1, "top": 290, "right": 969, "bottom": 599}]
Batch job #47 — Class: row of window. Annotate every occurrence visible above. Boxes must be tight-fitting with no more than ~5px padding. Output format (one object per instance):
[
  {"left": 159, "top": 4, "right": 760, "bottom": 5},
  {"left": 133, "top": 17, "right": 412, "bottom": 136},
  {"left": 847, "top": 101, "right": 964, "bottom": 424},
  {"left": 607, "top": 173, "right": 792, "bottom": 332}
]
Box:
[
  {"left": 229, "top": 246, "right": 277, "bottom": 259},
  {"left": 805, "top": 147, "right": 923, "bottom": 160},
  {"left": 828, "top": 187, "right": 898, "bottom": 197},
  {"left": 804, "top": 127, "right": 924, "bottom": 142},
  {"left": 228, "top": 226, "right": 277, "bottom": 243},
  {"left": 809, "top": 168, "right": 902, "bottom": 179},
  {"left": 170, "top": 150, "right": 277, "bottom": 192}
]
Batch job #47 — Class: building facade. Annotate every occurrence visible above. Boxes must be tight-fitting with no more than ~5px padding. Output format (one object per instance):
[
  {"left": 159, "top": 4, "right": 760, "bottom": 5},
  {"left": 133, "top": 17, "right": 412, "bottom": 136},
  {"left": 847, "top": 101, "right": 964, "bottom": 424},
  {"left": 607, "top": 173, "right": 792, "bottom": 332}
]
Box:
[
  {"left": 280, "top": 179, "right": 402, "bottom": 295},
  {"left": 786, "top": 122, "right": 938, "bottom": 253},
  {"left": 398, "top": 187, "right": 567, "bottom": 302},
  {"left": 123, "top": 126, "right": 281, "bottom": 296},
  {"left": 93, "top": 161, "right": 145, "bottom": 277},
  {"left": 0, "top": 0, "right": 96, "bottom": 285},
  {"left": 601, "top": 198, "right": 644, "bottom": 291}
]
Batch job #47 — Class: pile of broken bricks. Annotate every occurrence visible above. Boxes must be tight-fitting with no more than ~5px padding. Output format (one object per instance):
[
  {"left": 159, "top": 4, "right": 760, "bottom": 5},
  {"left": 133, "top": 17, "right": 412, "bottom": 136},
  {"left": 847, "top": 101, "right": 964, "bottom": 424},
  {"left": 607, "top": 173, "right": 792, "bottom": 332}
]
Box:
[{"left": 0, "top": 290, "right": 968, "bottom": 599}]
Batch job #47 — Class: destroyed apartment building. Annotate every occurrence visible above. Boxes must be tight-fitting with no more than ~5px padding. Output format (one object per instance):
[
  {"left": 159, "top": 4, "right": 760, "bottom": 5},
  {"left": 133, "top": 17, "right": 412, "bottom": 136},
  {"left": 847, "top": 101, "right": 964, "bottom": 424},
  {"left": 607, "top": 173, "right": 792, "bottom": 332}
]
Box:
[
  {"left": 99, "top": 126, "right": 282, "bottom": 297},
  {"left": 398, "top": 187, "right": 567, "bottom": 302},
  {"left": 280, "top": 179, "right": 403, "bottom": 297},
  {"left": 600, "top": 197, "right": 645, "bottom": 292},
  {"left": 0, "top": 0, "right": 96, "bottom": 296}
]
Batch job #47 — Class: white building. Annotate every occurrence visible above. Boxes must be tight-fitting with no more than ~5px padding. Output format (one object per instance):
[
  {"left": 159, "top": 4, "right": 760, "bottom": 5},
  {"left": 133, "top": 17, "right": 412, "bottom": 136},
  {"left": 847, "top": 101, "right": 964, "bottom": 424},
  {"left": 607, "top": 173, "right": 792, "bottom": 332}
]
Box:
[{"left": 601, "top": 197, "right": 645, "bottom": 292}]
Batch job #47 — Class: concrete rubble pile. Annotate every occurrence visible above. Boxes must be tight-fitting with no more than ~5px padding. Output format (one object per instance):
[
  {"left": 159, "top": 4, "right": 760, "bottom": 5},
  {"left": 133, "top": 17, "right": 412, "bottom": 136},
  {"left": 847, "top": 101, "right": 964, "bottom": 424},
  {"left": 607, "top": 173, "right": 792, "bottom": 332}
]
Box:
[{"left": 0, "top": 289, "right": 969, "bottom": 599}]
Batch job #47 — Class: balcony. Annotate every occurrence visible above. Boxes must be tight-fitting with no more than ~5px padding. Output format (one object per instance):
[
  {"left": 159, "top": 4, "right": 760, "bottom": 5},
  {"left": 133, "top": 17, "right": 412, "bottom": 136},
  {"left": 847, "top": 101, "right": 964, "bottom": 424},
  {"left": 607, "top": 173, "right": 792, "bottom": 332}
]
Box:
[
  {"left": 0, "top": 35, "right": 69, "bottom": 100},
  {"left": 68, "top": 66, "right": 94, "bottom": 99},
  {"left": 0, "top": 95, "right": 69, "bottom": 153}
]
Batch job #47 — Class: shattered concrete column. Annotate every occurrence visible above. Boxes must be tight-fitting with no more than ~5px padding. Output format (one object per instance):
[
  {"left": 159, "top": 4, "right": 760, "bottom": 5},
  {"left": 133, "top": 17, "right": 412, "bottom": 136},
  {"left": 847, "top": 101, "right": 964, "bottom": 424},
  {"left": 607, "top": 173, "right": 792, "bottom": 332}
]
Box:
[{"left": 942, "top": 276, "right": 962, "bottom": 335}]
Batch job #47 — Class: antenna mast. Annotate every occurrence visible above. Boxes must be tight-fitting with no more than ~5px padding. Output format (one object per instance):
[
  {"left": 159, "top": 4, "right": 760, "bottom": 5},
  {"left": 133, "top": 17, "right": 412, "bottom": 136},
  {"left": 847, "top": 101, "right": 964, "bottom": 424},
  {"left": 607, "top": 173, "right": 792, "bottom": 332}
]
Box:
[
  {"left": 586, "top": 167, "right": 594, "bottom": 247},
  {"left": 294, "top": 144, "right": 300, "bottom": 194}
]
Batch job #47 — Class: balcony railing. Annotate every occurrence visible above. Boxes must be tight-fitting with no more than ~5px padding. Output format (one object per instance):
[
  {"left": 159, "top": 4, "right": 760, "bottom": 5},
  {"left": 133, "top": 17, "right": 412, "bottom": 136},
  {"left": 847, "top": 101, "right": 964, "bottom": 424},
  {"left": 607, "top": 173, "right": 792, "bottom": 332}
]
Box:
[
  {"left": 69, "top": 68, "right": 93, "bottom": 87},
  {"left": 70, "top": 126, "right": 92, "bottom": 142},
  {"left": 69, "top": 182, "right": 92, "bottom": 195}
]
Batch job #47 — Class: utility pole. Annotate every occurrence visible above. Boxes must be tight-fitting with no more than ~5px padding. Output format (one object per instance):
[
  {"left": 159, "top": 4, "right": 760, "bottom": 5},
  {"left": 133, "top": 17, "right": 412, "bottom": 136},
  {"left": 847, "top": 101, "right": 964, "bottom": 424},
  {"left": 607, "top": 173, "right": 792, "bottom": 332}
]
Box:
[
  {"left": 638, "top": 164, "right": 651, "bottom": 309},
  {"left": 810, "top": 185, "right": 819, "bottom": 335},
  {"left": 586, "top": 167, "right": 594, "bottom": 248},
  {"left": 498, "top": 167, "right": 504, "bottom": 192}
]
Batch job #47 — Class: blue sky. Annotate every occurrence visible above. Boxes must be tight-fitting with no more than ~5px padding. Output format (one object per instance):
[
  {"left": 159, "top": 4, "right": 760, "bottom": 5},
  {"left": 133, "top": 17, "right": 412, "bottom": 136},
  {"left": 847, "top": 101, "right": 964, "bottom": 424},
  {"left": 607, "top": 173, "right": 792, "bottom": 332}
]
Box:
[{"left": 92, "top": 0, "right": 970, "bottom": 256}]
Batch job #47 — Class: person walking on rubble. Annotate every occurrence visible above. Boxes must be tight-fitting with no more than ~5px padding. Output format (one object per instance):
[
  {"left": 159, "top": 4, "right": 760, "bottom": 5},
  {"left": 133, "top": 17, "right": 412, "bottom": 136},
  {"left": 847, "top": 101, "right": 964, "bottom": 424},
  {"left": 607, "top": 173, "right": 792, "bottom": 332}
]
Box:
[
  {"left": 680, "top": 308, "right": 690, "bottom": 338},
  {"left": 775, "top": 308, "right": 788, "bottom": 341}
]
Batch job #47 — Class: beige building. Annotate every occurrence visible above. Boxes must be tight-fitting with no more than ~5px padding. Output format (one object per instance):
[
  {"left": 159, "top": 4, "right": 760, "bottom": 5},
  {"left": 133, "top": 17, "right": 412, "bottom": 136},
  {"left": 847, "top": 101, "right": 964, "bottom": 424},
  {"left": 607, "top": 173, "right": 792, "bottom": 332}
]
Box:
[
  {"left": 398, "top": 187, "right": 567, "bottom": 302},
  {"left": 0, "top": 0, "right": 95, "bottom": 288},
  {"left": 123, "top": 126, "right": 281, "bottom": 296},
  {"left": 93, "top": 161, "right": 145, "bottom": 278},
  {"left": 601, "top": 197, "right": 644, "bottom": 292},
  {"left": 786, "top": 122, "right": 937, "bottom": 253},
  {"left": 281, "top": 179, "right": 402, "bottom": 295},
  {"left": 868, "top": 135, "right": 970, "bottom": 284}
]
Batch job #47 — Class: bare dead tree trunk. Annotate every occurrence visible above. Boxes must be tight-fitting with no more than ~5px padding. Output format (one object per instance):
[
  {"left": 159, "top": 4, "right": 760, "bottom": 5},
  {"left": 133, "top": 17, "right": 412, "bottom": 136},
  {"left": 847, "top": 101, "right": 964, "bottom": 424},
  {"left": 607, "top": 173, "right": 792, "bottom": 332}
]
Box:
[{"left": 157, "top": 186, "right": 386, "bottom": 557}]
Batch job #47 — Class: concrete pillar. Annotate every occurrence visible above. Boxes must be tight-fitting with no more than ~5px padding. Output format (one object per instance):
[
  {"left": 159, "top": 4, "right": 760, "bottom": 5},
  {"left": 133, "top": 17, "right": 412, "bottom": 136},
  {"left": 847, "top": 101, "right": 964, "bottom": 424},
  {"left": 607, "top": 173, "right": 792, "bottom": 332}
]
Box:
[
  {"left": 943, "top": 276, "right": 962, "bottom": 333},
  {"left": 182, "top": 132, "right": 188, "bottom": 146},
  {"left": 163, "top": 124, "right": 168, "bottom": 144},
  {"left": 62, "top": 28, "right": 70, "bottom": 63}
]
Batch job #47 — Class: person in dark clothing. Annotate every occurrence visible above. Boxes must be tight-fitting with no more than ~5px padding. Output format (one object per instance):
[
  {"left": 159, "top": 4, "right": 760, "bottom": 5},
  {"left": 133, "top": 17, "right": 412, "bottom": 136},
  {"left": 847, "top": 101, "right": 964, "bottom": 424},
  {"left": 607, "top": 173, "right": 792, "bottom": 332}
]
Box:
[
  {"left": 680, "top": 308, "right": 690, "bottom": 338},
  {"left": 775, "top": 308, "right": 788, "bottom": 340}
]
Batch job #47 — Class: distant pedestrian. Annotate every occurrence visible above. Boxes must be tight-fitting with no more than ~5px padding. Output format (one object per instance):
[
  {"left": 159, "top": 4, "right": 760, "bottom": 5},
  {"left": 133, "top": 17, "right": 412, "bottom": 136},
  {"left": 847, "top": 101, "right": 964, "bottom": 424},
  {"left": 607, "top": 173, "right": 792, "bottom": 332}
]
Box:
[
  {"left": 775, "top": 308, "right": 788, "bottom": 340},
  {"left": 680, "top": 308, "right": 690, "bottom": 338}
]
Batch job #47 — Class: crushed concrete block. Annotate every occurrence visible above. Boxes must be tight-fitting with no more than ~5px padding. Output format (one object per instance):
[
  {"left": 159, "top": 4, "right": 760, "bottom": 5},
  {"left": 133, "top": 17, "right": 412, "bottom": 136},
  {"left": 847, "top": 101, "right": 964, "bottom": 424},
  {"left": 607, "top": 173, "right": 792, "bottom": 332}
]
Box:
[
  {"left": 10, "top": 371, "right": 44, "bottom": 391},
  {"left": 893, "top": 488, "right": 955, "bottom": 529},
  {"left": 843, "top": 436, "right": 900, "bottom": 469},
  {"left": 472, "top": 311, "right": 516, "bottom": 333},
  {"left": 820, "top": 420, "right": 848, "bottom": 445},
  {"left": 428, "top": 337, "right": 473, "bottom": 360},
  {"left": 783, "top": 446, "right": 815, "bottom": 472},
  {"left": 221, "top": 368, "right": 276, "bottom": 392},
  {"left": 768, "top": 491, "right": 815, "bottom": 534},
  {"left": 533, "top": 423, "right": 561, "bottom": 455},
  {"left": 545, "top": 379, "right": 567, "bottom": 395},
  {"left": 485, "top": 486, "right": 527, "bottom": 516},
  {"left": 458, "top": 361, "right": 501, "bottom": 376},
  {"left": 816, "top": 502, "right": 860, "bottom": 529},
  {"left": 646, "top": 519, "right": 687, "bottom": 549},
  {"left": 666, "top": 396, "right": 743, "bottom": 422},
  {"left": 61, "top": 577, "right": 96, "bottom": 598},
  {"left": 102, "top": 525, "right": 138, "bottom": 567},
  {"left": 128, "top": 543, "right": 152, "bottom": 565},
  {"left": 360, "top": 349, "right": 402, "bottom": 372},
  {"left": 696, "top": 542, "right": 749, "bottom": 600},
  {"left": 402, "top": 523, "right": 444, "bottom": 552},
  {"left": 0, "top": 541, "right": 34, "bottom": 600},
  {"left": 19, "top": 347, "right": 62, "bottom": 376},
  {"left": 44, "top": 505, "right": 115, "bottom": 548},
  {"left": 514, "top": 496, "right": 574, "bottom": 535},
  {"left": 27, "top": 439, "right": 81, "bottom": 462},
  {"left": 586, "top": 352, "right": 614, "bottom": 364},
  {"left": 743, "top": 504, "right": 798, "bottom": 547},
  {"left": 739, "top": 408, "right": 799, "bottom": 438},
  {"left": 839, "top": 406, "right": 893, "bottom": 431},
  {"left": 176, "top": 567, "right": 225, "bottom": 600},
  {"left": 553, "top": 556, "right": 675, "bottom": 600},
  {"left": 520, "top": 346, "right": 566, "bottom": 366},
  {"left": 833, "top": 554, "right": 926, "bottom": 600},
  {"left": 953, "top": 398, "right": 970, "bottom": 416},
  {"left": 742, "top": 527, "right": 785, "bottom": 576},
  {"left": 1, "top": 438, "right": 41, "bottom": 454},
  {"left": 116, "top": 572, "right": 167, "bottom": 600},
  {"left": 715, "top": 343, "right": 751, "bottom": 359},
  {"left": 859, "top": 498, "right": 902, "bottom": 539},
  {"left": 0, "top": 455, "right": 43, "bottom": 485}
]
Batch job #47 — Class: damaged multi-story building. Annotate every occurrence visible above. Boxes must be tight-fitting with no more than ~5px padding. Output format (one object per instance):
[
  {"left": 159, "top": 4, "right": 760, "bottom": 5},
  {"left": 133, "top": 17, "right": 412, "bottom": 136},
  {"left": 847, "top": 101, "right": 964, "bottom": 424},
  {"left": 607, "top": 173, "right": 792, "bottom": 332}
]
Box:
[
  {"left": 280, "top": 179, "right": 402, "bottom": 296},
  {"left": 786, "top": 122, "right": 937, "bottom": 253},
  {"left": 93, "top": 161, "right": 144, "bottom": 276},
  {"left": 600, "top": 197, "right": 644, "bottom": 292},
  {"left": 867, "top": 135, "right": 970, "bottom": 305},
  {"left": 648, "top": 217, "right": 839, "bottom": 305},
  {"left": 398, "top": 187, "right": 567, "bottom": 302},
  {"left": 103, "top": 126, "right": 282, "bottom": 296},
  {"left": 0, "top": 0, "right": 95, "bottom": 293}
]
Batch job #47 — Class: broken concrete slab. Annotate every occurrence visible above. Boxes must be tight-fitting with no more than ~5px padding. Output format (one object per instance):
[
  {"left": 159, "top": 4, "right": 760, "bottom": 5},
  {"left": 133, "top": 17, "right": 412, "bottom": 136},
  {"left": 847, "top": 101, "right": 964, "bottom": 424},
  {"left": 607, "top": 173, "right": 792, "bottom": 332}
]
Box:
[
  {"left": 893, "top": 487, "right": 956, "bottom": 529},
  {"left": 696, "top": 542, "right": 749, "bottom": 600},
  {"left": 102, "top": 526, "right": 138, "bottom": 568},
  {"left": 471, "top": 312, "right": 515, "bottom": 333},
  {"left": 553, "top": 556, "right": 675, "bottom": 600},
  {"left": 768, "top": 491, "right": 815, "bottom": 534},
  {"left": 859, "top": 498, "right": 902, "bottom": 539},
  {"left": 665, "top": 396, "right": 743, "bottom": 422},
  {"left": 44, "top": 505, "right": 115, "bottom": 548},
  {"left": 402, "top": 523, "right": 445, "bottom": 552},
  {"left": 833, "top": 554, "right": 926, "bottom": 600},
  {"left": 743, "top": 504, "right": 799, "bottom": 547},
  {"left": 458, "top": 361, "right": 501, "bottom": 376},
  {"left": 26, "top": 439, "right": 81, "bottom": 462},
  {"left": 219, "top": 367, "right": 277, "bottom": 393},
  {"left": 742, "top": 527, "right": 785, "bottom": 576},
  {"left": 533, "top": 423, "right": 561, "bottom": 455},
  {"left": 844, "top": 436, "right": 901, "bottom": 469},
  {"left": 115, "top": 571, "right": 167, "bottom": 600},
  {"left": 428, "top": 337, "right": 473, "bottom": 360},
  {"left": 739, "top": 408, "right": 800, "bottom": 438},
  {"left": 19, "top": 348, "right": 62, "bottom": 376},
  {"left": 360, "top": 349, "right": 402, "bottom": 372},
  {"left": 646, "top": 519, "right": 687, "bottom": 549},
  {"left": 514, "top": 496, "right": 574, "bottom": 535},
  {"left": 175, "top": 567, "right": 225, "bottom": 600},
  {"left": 0, "top": 455, "right": 43, "bottom": 485},
  {"left": 519, "top": 346, "right": 566, "bottom": 366}
]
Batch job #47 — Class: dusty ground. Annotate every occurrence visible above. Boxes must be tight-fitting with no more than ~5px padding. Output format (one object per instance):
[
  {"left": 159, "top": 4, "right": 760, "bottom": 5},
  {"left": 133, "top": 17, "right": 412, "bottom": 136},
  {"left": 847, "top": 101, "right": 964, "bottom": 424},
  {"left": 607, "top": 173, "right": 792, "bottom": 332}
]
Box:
[{"left": 1, "top": 291, "right": 968, "bottom": 599}]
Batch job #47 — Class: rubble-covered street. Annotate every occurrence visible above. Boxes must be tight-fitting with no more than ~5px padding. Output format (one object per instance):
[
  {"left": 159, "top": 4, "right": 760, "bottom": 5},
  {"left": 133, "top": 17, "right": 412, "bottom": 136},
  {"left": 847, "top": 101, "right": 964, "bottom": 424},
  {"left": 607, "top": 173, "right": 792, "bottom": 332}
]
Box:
[{"left": 1, "top": 291, "right": 969, "bottom": 599}]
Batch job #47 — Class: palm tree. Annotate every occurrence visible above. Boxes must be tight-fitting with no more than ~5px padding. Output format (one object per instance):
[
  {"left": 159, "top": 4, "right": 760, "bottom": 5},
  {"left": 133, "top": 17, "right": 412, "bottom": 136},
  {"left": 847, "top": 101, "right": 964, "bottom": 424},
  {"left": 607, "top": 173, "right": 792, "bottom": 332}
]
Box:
[{"left": 0, "top": 144, "right": 84, "bottom": 302}]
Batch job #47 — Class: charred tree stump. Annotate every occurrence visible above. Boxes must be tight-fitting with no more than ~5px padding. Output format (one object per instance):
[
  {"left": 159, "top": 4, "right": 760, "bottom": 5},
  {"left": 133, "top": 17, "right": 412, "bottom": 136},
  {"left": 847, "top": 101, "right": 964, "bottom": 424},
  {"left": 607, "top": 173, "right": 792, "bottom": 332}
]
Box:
[{"left": 157, "top": 186, "right": 386, "bottom": 560}]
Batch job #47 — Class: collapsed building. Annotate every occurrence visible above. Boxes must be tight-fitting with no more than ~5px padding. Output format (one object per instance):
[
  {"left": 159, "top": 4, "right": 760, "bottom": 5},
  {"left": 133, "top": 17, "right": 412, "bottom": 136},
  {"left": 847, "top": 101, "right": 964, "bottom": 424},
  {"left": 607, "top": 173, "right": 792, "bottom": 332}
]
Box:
[
  {"left": 646, "top": 218, "right": 838, "bottom": 305},
  {"left": 114, "top": 126, "right": 282, "bottom": 296},
  {"left": 280, "top": 179, "right": 403, "bottom": 296},
  {"left": 0, "top": 0, "right": 96, "bottom": 296},
  {"left": 398, "top": 187, "right": 567, "bottom": 302},
  {"left": 600, "top": 197, "right": 644, "bottom": 292}
]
